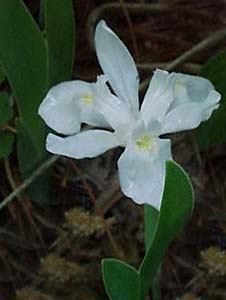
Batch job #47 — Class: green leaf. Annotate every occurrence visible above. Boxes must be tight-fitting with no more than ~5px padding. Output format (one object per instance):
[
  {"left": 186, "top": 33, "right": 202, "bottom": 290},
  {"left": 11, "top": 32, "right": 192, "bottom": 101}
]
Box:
[
  {"left": 0, "top": 64, "right": 5, "bottom": 85},
  {"left": 16, "top": 120, "right": 50, "bottom": 205},
  {"left": 0, "top": 0, "right": 50, "bottom": 204},
  {"left": 144, "top": 205, "right": 161, "bottom": 300},
  {"left": 144, "top": 205, "right": 158, "bottom": 252},
  {"left": 102, "top": 259, "right": 140, "bottom": 300},
  {"left": 195, "top": 50, "right": 226, "bottom": 148},
  {"left": 0, "top": 0, "right": 47, "bottom": 148},
  {"left": 43, "top": 0, "right": 75, "bottom": 86},
  {"left": 0, "top": 92, "right": 13, "bottom": 125},
  {"left": 0, "top": 130, "right": 14, "bottom": 158},
  {"left": 139, "top": 161, "right": 193, "bottom": 296}
]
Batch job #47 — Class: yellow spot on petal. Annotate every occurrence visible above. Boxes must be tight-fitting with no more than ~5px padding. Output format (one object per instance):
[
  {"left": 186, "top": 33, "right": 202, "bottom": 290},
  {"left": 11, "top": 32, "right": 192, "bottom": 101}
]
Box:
[
  {"left": 175, "top": 80, "right": 184, "bottom": 92},
  {"left": 82, "top": 93, "right": 94, "bottom": 104},
  {"left": 136, "top": 135, "right": 152, "bottom": 151}
]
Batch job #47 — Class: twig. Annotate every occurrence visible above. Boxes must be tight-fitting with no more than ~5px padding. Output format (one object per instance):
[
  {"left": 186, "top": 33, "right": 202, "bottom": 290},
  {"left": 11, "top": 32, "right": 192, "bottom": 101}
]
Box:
[
  {"left": 4, "top": 158, "right": 23, "bottom": 201},
  {"left": 95, "top": 173, "right": 122, "bottom": 212},
  {"left": 119, "top": 0, "right": 139, "bottom": 57},
  {"left": 1, "top": 124, "right": 17, "bottom": 133},
  {"left": 137, "top": 62, "right": 201, "bottom": 74},
  {"left": 0, "top": 155, "right": 59, "bottom": 210},
  {"left": 86, "top": 2, "right": 169, "bottom": 49},
  {"left": 4, "top": 158, "right": 46, "bottom": 247},
  {"left": 165, "top": 28, "right": 226, "bottom": 71},
  {"left": 140, "top": 27, "right": 226, "bottom": 90}
]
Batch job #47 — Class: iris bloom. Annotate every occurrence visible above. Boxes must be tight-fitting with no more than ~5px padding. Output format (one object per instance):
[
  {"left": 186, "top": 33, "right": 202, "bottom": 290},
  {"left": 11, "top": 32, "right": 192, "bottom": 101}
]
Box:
[{"left": 39, "top": 21, "right": 221, "bottom": 210}]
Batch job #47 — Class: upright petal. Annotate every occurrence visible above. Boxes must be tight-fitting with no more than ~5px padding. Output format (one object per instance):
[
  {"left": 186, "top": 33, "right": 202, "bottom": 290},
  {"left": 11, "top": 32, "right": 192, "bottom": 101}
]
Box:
[
  {"left": 93, "top": 75, "right": 133, "bottom": 131},
  {"left": 118, "top": 136, "right": 172, "bottom": 210},
  {"left": 141, "top": 69, "right": 175, "bottom": 125},
  {"left": 95, "top": 20, "right": 139, "bottom": 115},
  {"left": 161, "top": 73, "right": 221, "bottom": 134},
  {"left": 46, "top": 130, "right": 120, "bottom": 159},
  {"left": 39, "top": 80, "right": 109, "bottom": 135}
]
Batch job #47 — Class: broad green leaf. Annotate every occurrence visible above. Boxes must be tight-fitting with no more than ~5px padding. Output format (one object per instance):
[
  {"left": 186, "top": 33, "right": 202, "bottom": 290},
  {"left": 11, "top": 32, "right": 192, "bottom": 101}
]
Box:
[
  {"left": 0, "top": 65, "right": 5, "bottom": 85},
  {"left": 0, "top": 92, "right": 13, "bottom": 125},
  {"left": 102, "top": 259, "right": 140, "bottom": 300},
  {"left": 0, "top": 0, "right": 49, "bottom": 204},
  {"left": 139, "top": 161, "right": 193, "bottom": 296},
  {"left": 0, "top": 131, "right": 14, "bottom": 158},
  {"left": 16, "top": 120, "right": 51, "bottom": 205},
  {"left": 144, "top": 205, "right": 158, "bottom": 251},
  {"left": 0, "top": 0, "right": 47, "bottom": 148},
  {"left": 144, "top": 205, "right": 161, "bottom": 300},
  {"left": 43, "top": 0, "right": 75, "bottom": 86},
  {"left": 195, "top": 50, "right": 226, "bottom": 148}
]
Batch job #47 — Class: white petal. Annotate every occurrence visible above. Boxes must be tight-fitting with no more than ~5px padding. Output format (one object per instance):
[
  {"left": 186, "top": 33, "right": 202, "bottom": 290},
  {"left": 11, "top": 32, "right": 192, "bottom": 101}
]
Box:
[
  {"left": 141, "top": 69, "right": 175, "bottom": 125},
  {"left": 93, "top": 75, "right": 132, "bottom": 130},
  {"left": 118, "top": 138, "right": 172, "bottom": 210},
  {"left": 95, "top": 20, "right": 139, "bottom": 115},
  {"left": 39, "top": 81, "right": 82, "bottom": 134},
  {"left": 170, "top": 73, "right": 215, "bottom": 107},
  {"left": 46, "top": 130, "right": 120, "bottom": 159},
  {"left": 161, "top": 72, "right": 221, "bottom": 134},
  {"left": 39, "top": 80, "right": 108, "bottom": 135},
  {"left": 161, "top": 96, "right": 220, "bottom": 134}
]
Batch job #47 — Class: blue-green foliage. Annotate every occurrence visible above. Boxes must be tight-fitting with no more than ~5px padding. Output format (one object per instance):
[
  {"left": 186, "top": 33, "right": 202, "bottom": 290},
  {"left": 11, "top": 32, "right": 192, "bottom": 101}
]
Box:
[
  {"left": 195, "top": 50, "right": 226, "bottom": 148},
  {"left": 0, "top": 91, "right": 14, "bottom": 158},
  {"left": 0, "top": 0, "right": 75, "bottom": 204},
  {"left": 102, "top": 259, "right": 140, "bottom": 300}
]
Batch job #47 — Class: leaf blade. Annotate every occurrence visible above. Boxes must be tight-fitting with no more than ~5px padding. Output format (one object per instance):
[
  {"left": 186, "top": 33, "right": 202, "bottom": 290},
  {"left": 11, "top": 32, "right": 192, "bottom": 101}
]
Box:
[
  {"left": 102, "top": 259, "right": 140, "bottom": 300},
  {"left": 194, "top": 50, "right": 226, "bottom": 148},
  {"left": 0, "top": 92, "right": 13, "bottom": 125},
  {"left": 0, "top": 0, "right": 47, "bottom": 149},
  {"left": 0, "top": 64, "right": 5, "bottom": 85},
  {"left": 16, "top": 120, "right": 51, "bottom": 205},
  {"left": 139, "top": 161, "right": 194, "bottom": 296},
  {"left": 43, "top": 0, "right": 75, "bottom": 86},
  {"left": 0, "top": 131, "right": 14, "bottom": 158}
]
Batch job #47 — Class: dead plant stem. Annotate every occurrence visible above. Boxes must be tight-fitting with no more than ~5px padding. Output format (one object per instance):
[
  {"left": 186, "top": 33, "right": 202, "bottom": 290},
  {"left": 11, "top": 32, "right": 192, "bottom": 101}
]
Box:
[
  {"left": 118, "top": 0, "right": 139, "bottom": 57},
  {"left": 0, "top": 155, "right": 59, "bottom": 210},
  {"left": 140, "top": 27, "right": 226, "bottom": 90}
]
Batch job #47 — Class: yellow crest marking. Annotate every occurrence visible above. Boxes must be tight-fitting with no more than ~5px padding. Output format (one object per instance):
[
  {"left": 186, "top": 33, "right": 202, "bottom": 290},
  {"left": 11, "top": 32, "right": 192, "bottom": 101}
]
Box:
[{"left": 136, "top": 135, "right": 152, "bottom": 151}]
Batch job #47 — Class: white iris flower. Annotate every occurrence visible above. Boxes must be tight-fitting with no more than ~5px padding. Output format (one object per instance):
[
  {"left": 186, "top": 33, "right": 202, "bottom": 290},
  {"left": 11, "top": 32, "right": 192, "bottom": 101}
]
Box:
[{"left": 39, "top": 20, "right": 221, "bottom": 210}]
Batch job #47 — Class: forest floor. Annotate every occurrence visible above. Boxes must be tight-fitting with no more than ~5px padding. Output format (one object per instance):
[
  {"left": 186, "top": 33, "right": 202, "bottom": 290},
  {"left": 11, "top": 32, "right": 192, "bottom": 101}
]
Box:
[{"left": 1, "top": 1, "right": 226, "bottom": 299}]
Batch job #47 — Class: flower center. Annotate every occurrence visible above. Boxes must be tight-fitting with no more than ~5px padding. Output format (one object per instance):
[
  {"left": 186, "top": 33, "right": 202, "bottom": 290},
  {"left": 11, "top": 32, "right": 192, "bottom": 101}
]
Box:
[
  {"left": 135, "top": 134, "right": 152, "bottom": 151},
  {"left": 82, "top": 93, "right": 94, "bottom": 104}
]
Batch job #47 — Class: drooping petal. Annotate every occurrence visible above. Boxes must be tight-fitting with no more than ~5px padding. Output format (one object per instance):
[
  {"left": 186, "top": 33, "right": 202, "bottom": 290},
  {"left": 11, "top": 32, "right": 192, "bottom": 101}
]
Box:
[
  {"left": 39, "top": 81, "right": 82, "bottom": 134},
  {"left": 39, "top": 80, "right": 108, "bottom": 135},
  {"left": 170, "top": 72, "right": 216, "bottom": 107},
  {"left": 161, "top": 96, "right": 220, "bottom": 134},
  {"left": 141, "top": 69, "right": 175, "bottom": 125},
  {"left": 46, "top": 130, "right": 120, "bottom": 159},
  {"left": 95, "top": 20, "right": 139, "bottom": 115},
  {"left": 160, "top": 73, "right": 221, "bottom": 134},
  {"left": 118, "top": 136, "right": 172, "bottom": 210}
]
